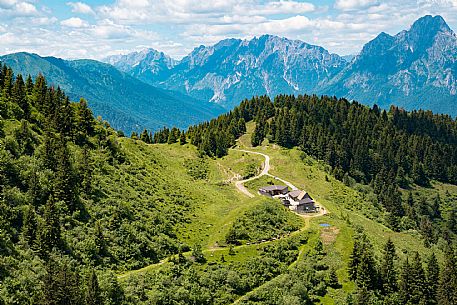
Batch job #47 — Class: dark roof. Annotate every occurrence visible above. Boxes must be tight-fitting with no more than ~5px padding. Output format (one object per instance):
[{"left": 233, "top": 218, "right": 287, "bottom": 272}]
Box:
[
  {"left": 288, "top": 190, "right": 302, "bottom": 198},
  {"left": 281, "top": 199, "right": 291, "bottom": 205},
  {"left": 289, "top": 190, "right": 313, "bottom": 201},
  {"left": 299, "top": 197, "right": 315, "bottom": 205},
  {"left": 259, "top": 185, "right": 288, "bottom": 192}
]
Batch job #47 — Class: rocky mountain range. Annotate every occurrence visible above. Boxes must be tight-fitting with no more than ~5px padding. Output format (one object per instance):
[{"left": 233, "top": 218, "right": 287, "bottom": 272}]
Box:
[{"left": 106, "top": 15, "right": 457, "bottom": 116}]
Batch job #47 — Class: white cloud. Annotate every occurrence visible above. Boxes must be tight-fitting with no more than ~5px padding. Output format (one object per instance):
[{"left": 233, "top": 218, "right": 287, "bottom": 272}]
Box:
[
  {"left": 98, "top": 0, "right": 315, "bottom": 24},
  {"left": 334, "top": 0, "right": 380, "bottom": 11},
  {"left": 61, "top": 17, "right": 88, "bottom": 28},
  {"left": 66, "top": 2, "right": 95, "bottom": 15},
  {"left": 14, "top": 2, "right": 37, "bottom": 15},
  {"left": 0, "top": 0, "right": 16, "bottom": 9},
  {"left": 0, "top": 1, "right": 38, "bottom": 17},
  {"left": 245, "top": 1, "right": 315, "bottom": 15}
]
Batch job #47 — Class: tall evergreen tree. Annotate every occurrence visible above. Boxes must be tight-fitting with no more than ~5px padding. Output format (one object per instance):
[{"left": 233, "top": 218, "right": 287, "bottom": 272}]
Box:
[
  {"left": 409, "top": 252, "right": 427, "bottom": 304},
  {"left": 22, "top": 204, "right": 38, "bottom": 247},
  {"left": 438, "top": 247, "right": 457, "bottom": 305},
  {"left": 85, "top": 269, "right": 102, "bottom": 305},
  {"left": 53, "top": 137, "right": 78, "bottom": 212},
  {"left": 37, "top": 195, "right": 62, "bottom": 255},
  {"left": 380, "top": 238, "right": 397, "bottom": 294},
  {"left": 426, "top": 252, "right": 439, "bottom": 305},
  {"left": 399, "top": 257, "right": 412, "bottom": 304}
]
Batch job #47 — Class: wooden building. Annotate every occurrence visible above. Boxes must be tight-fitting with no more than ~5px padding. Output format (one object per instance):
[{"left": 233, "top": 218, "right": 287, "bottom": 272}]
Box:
[{"left": 259, "top": 185, "right": 289, "bottom": 197}]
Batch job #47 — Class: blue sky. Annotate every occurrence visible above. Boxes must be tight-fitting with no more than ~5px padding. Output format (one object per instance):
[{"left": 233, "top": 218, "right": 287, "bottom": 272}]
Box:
[{"left": 0, "top": 0, "right": 456, "bottom": 59}]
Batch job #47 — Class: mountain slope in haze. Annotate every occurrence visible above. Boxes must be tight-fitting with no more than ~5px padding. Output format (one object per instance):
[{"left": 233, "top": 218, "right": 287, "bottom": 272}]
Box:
[
  {"left": 0, "top": 52, "right": 224, "bottom": 133},
  {"left": 105, "top": 35, "right": 347, "bottom": 109},
  {"left": 320, "top": 15, "right": 457, "bottom": 115},
  {"left": 105, "top": 48, "right": 177, "bottom": 85}
]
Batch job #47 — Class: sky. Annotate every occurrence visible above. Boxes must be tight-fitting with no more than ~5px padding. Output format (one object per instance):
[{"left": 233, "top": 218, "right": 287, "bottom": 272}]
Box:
[{"left": 0, "top": 0, "right": 456, "bottom": 60}]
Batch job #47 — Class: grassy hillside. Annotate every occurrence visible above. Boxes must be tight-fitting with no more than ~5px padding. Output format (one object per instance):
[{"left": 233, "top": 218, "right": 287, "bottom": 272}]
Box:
[{"left": 114, "top": 122, "right": 453, "bottom": 304}]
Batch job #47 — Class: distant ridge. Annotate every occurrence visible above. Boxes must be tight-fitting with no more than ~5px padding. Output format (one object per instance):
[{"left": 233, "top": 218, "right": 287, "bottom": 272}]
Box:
[{"left": 0, "top": 52, "right": 225, "bottom": 133}]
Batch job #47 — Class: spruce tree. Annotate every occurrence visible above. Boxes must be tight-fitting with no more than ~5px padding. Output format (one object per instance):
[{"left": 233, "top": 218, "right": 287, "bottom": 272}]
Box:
[
  {"left": 426, "top": 252, "right": 439, "bottom": 305},
  {"left": 75, "top": 99, "right": 95, "bottom": 137},
  {"left": 179, "top": 132, "right": 187, "bottom": 145},
  {"left": 409, "top": 252, "right": 427, "bottom": 304},
  {"left": 380, "top": 238, "right": 397, "bottom": 294},
  {"left": 438, "top": 247, "right": 457, "bottom": 305},
  {"left": 94, "top": 221, "right": 107, "bottom": 258},
  {"left": 53, "top": 137, "right": 78, "bottom": 212},
  {"left": 399, "top": 257, "right": 412, "bottom": 304},
  {"left": 140, "top": 129, "right": 151, "bottom": 143},
  {"left": 85, "top": 269, "right": 102, "bottom": 305},
  {"left": 37, "top": 195, "right": 62, "bottom": 255},
  {"left": 22, "top": 204, "right": 38, "bottom": 247}
]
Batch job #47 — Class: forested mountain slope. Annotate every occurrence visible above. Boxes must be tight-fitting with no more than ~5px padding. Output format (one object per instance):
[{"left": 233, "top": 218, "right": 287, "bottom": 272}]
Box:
[
  {"left": 0, "top": 52, "right": 224, "bottom": 134},
  {"left": 1, "top": 61, "right": 457, "bottom": 305}
]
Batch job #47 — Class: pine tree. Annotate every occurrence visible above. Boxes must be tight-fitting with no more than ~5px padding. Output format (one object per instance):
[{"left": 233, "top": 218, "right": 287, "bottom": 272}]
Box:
[
  {"left": 396, "top": 166, "right": 408, "bottom": 188},
  {"left": 140, "top": 129, "right": 151, "bottom": 143},
  {"left": 75, "top": 98, "right": 94, "bottom": 144},
  {"left": 80, "top": 145, "right": 93, "bottom": 195},
  {"left": 349, "top": 232, "right": 378, "bottom": 290},
  {"left": 94, "top": 221, "right": 107, "bottom": 258},
  {"left": 399, "top": 257, "right": 412, "bottom": 304},
  {"left": 412, "top": 162, "right": 429, "bottom": 187},
  {"left": 12, "top": 74, "right": 29, "bottom": 119},
  {"left": 251, "top": 122, "right": 265, "bottom": 147},
  {"left": 42, "top": 255, "right": 82, "bottom": 305},
  {"left": 409, "top": 252, "right": 427, "bottom": 304},
  {"left": 57, "top": 96, "right": 74, "bottom": 138},
  {"left": 380, "top": 238, "right": 397, "bottom": 294},
  {"left": 53, "top": 137, "right": 78, "bottom": 212},
  {"left": 438, "top": 247, "right": 457, "bottom": 305},
  {"left": 349, "top": 234, "right": 362, "bottom": 281},
  {"left": 426, "top": 252, "right": 439, "bottom": 305},
  {"left": 22, "top": 204, "right": 38, "bottom": 247},
  {"left": 85, "top": 269, "right": 102, "bottom": 305},
  {"left": 37, "top": 195, "right": 62, "bottom": 255},
  {"left": 179, "top": 132, "right": 187, "bottom": 145}
]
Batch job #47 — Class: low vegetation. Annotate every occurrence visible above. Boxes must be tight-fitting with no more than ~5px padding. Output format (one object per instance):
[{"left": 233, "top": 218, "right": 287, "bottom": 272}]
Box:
[{"left": 225, "top": 200, "right": 303, "bottom": 244}]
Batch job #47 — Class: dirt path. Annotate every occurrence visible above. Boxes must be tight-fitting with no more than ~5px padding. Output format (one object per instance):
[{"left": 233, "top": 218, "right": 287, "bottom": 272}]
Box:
[
  {"left": 233, "top": 149, "right": 328, "bottom": 218},
  {"left": 234, "top": 149, "right": 298, "bottom": 197},
  {"left": 118, "top": 149, "right": 327, "bottom": 281}
]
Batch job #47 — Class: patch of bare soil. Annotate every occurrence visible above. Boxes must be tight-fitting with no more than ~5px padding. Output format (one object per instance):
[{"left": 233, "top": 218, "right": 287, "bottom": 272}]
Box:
[{"left": 320, "top": 226, "right": 340, "bottom": 245}]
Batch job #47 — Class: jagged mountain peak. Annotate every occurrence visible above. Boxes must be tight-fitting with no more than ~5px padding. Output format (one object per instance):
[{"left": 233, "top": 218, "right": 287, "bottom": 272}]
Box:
[
  {"left": 410, "top": 15, "right": 452, "bottom": 35},
  {"left": 321, "top": 15, "right": 456, "bottom": 116}
]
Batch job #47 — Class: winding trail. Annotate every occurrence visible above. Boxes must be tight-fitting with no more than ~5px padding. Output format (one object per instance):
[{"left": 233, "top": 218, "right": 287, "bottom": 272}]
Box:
[
  {"left": 118, "top": 148, "right": 327, "bottom": 281},
  {"left": 234, "top": 149, "right": 298, "bottom": 197},
  {"left": 234, "top": 148, "right": 328, "bottom": 219}
]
